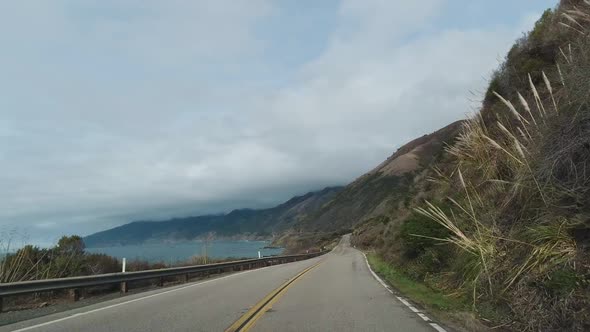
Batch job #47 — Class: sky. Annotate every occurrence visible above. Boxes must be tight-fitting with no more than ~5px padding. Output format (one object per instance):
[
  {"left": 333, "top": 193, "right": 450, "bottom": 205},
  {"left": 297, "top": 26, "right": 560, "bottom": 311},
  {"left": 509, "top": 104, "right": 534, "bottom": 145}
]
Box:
[{"left": 0, "top": 0, "right": 557, "bottom": 246}]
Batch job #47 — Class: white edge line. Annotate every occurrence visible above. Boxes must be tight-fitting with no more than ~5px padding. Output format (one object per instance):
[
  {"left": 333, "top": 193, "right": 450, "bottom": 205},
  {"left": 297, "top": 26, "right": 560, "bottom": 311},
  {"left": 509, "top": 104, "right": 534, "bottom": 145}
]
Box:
[
  {"left": 361, "top": 252, "right": 448, "bottom": 332},
  {"left": 418, "top": 313, "right": 431, "bottom": 321},
  {"left": 397, "top": 297, "right": 411, "bottom": 306},
  {"left": 9, "top": 259, "right": 317, "bottom": 332},
  {"left": 407, "top": 305, "right": 420, "bottom": 313},
  {"left": 362, "top": 254, "right": 393, "bottom": 293},
  {"left": 430, "top": 323, "right": 448, "bottom": 332}
]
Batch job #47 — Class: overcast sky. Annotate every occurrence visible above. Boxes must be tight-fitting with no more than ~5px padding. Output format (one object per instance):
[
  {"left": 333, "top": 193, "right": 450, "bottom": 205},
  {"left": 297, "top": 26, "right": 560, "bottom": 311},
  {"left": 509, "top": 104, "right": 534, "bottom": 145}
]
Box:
[{"left": 0, "top": 0, "right": 556, "bottom": 246}]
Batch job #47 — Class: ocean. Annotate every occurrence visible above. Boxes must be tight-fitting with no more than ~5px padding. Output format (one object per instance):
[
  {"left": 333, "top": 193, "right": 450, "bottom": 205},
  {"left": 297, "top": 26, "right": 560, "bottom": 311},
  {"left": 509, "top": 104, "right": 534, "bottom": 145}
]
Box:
[{"left": 86, "top": 240, "right": 283, "bottom": 264}]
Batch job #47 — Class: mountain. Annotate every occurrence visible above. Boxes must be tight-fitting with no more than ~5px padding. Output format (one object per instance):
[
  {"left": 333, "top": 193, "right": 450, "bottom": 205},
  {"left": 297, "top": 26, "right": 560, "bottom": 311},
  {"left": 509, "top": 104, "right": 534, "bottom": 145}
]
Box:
[
  {"left": 83, "top": 186, "right": 342, "bottom": 247},
  {"left": 296, "top": 121, "right": 463, "bottom": 232},
  {"left": 269, "top": 121, "right": 463, "bottom": 252},
  {"left": 85, "top": 121, "right": 462, "bottom": 249}
]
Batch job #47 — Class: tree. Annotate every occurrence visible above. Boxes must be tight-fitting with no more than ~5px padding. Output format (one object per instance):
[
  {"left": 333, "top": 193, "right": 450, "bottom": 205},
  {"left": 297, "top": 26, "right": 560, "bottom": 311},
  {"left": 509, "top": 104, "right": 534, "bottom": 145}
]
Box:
[{"left": 56, "top": 235, "right": 85, "bottom": 256}]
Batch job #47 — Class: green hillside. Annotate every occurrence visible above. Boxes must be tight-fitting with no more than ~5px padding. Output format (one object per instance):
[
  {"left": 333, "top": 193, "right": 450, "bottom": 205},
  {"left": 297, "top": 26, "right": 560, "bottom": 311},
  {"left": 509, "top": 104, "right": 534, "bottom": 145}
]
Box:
[
  {"left": 299, "top": 121, "right": 463, "bottom": 232},
  {"left": 345, "top": 1, "right": 590, "bottom": 330}
]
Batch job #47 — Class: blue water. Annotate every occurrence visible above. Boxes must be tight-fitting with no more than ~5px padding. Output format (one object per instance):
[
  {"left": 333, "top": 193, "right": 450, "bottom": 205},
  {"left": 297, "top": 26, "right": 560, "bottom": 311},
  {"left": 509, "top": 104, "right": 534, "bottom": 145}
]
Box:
[{"left": 86, "top": 240, "right": 283, "bottom": 263}]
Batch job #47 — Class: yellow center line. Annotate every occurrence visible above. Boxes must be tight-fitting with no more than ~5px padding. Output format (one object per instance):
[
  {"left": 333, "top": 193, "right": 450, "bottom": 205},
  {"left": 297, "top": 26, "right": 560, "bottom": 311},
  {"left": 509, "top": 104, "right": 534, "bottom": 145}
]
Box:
[{"left": 224, "top": 259, "right": 325, "bottom": 332}]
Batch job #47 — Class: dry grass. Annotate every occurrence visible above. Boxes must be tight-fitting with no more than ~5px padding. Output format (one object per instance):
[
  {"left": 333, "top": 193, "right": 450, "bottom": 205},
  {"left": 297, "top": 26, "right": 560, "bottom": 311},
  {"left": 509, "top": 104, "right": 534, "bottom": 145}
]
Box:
[
  {"left": 0, "top": 232, "right": 50, "bottom": 283},
  {"left": 413, "top": 2, "right": 590, "bottom": 330}
]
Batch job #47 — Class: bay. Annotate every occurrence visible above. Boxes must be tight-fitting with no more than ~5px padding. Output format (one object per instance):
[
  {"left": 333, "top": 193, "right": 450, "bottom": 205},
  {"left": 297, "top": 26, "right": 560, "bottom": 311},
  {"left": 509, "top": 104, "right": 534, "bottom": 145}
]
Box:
[{"left": 86, "top": 240, "right": 283, "bottom": 264}]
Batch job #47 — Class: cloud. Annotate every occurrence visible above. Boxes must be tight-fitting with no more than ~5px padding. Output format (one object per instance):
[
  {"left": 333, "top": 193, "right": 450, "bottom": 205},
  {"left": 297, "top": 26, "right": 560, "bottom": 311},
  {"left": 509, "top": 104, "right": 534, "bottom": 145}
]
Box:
[{"left": 0, "top": 0, "right": 553, "bottom": 244}]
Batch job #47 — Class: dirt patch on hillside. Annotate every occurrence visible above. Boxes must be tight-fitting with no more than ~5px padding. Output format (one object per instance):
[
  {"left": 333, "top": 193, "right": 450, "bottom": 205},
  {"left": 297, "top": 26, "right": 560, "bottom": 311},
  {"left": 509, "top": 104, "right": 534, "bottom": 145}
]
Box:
[{"left": 377, "top": 145, "right": 422, "bottom": 176}]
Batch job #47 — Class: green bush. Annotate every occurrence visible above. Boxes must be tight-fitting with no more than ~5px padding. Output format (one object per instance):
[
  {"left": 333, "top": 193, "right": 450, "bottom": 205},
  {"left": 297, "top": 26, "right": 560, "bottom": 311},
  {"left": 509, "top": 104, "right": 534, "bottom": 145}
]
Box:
[
  {"left": 529, "top": 9, "right": 554, "bottom": 45},
  {"left": 543, "top": 268, "right": 582, "bottom": 297},
  {"left": 400, "top": 211, "right": 450, "bottom": 258}
]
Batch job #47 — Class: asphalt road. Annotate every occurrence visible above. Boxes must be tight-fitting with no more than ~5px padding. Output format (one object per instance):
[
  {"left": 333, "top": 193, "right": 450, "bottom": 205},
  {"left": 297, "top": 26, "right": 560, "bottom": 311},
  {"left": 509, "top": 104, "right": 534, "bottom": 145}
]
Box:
[
  {"left": 252, "top": 235, "right": 435, "bottom": 332},
  {"left": 1, "top": 236, "right": 442, "bottom": 332}
]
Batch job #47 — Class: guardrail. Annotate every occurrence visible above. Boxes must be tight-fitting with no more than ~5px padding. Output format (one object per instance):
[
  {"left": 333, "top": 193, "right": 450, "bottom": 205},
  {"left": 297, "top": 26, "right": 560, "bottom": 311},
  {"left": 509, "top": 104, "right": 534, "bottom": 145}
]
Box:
[{"left": 0, "top": 251, "right": 327, "bottom": 312}]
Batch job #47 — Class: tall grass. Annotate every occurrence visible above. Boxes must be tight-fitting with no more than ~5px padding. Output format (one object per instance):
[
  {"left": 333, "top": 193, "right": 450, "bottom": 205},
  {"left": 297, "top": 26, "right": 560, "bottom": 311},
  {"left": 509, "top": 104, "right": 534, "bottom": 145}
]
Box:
[
  {"left": 413, "top": 2, "right": 590, "bottom": 330},
  {"left": 0, "top": 231, "right": 48, "bottom": 283}
]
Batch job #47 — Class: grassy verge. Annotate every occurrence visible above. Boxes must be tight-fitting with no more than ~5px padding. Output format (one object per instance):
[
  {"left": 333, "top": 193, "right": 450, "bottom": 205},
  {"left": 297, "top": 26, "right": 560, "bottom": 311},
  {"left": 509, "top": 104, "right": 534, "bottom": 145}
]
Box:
[{"left": 366, "top": 253, "right": 466, "bottom": 312}]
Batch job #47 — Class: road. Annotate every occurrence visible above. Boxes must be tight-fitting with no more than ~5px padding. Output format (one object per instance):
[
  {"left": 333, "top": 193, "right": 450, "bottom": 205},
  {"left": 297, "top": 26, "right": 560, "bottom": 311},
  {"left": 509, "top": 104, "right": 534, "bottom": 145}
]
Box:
[{"left": 1, "top": 235, "right": 444, "bottom": 332}]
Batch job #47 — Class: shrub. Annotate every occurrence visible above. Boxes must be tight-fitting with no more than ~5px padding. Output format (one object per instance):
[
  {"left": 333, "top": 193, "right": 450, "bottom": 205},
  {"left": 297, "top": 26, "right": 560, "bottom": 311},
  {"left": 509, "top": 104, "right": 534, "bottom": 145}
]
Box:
[
  {"left": 543, "top": 268, "right": 582, "bottom": 297},
  {"left": 400, "top": 207, "right": 451, "bottom": 258},
  {"left": 0, "top": 235, "right": 124, "bottom": 282},
  {"left": 85, "top": 253, "right": 121, "bottom": 275}
]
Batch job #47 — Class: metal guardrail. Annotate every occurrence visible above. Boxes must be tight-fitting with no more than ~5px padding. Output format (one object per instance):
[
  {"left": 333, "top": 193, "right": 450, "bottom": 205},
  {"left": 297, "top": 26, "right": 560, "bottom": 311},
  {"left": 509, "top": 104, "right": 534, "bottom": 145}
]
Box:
[{"left": 0, "top": 251, "right": 327, "bottom": 312}]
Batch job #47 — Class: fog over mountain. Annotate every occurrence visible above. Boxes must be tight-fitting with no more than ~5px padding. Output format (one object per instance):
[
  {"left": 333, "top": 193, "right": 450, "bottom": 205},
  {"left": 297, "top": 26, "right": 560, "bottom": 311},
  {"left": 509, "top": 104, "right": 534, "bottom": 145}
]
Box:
[{"left": 0, "top": 0, "right": 554, "bottom": 245}]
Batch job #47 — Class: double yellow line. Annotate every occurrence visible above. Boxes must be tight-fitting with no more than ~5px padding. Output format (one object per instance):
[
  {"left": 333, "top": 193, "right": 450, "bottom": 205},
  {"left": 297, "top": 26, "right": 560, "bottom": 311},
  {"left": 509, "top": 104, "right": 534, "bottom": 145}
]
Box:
[{"left": 225, "top": 260, "right": 324, "bottom": 332}]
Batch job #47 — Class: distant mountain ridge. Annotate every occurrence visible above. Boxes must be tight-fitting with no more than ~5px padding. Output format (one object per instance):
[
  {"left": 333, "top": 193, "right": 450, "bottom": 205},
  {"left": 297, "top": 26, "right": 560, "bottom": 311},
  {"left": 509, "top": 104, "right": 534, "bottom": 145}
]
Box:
[
  {"left": 86, "top": 122, "right": 463, "bottom": 249},
  {"left": 83, "top": 186, "right": 342, "bottom": 247}
]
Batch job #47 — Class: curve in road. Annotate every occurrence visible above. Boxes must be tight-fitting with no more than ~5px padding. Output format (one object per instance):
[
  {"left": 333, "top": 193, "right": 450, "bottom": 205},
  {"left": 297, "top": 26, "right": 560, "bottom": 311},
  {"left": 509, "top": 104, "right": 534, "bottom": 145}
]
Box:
[{"left": 1, "top": 235, "right": 448, "bottom": 332}]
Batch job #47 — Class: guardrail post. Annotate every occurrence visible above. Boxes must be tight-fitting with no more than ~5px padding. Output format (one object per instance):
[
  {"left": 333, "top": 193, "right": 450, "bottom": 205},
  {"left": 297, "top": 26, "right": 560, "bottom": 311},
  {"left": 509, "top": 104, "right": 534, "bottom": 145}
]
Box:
[
  {"left": 0, "top": 296, "right": 3, "bottom": 313},
  {"left": 183, "top": 273, "right": 189, "bottom": 283},
  {"left": 120, "top": 281, "right": 128, "bottom": 293},
  {"left": 69, "top": 289, "right": 80, "bottom": 302},
  {"left": 157, "top": 277, "right": 164, "bottom": 287}
]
